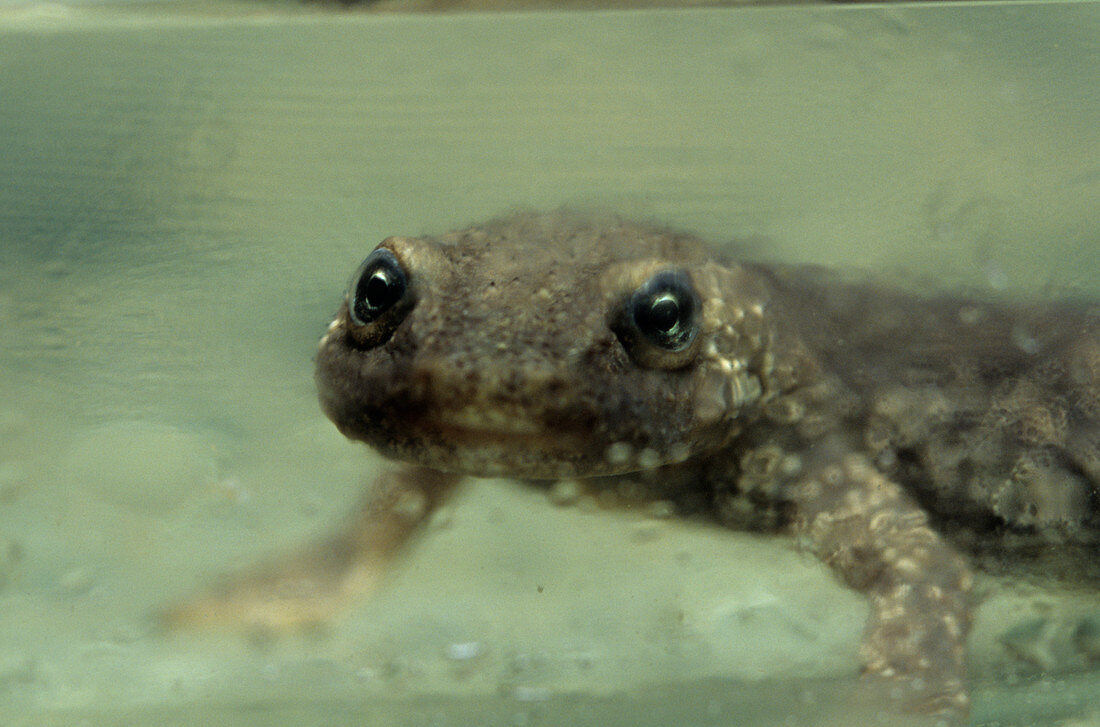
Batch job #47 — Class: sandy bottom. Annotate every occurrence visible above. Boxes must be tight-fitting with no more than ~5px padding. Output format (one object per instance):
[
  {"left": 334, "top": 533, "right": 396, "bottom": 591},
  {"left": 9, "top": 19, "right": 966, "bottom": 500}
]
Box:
[{"left": 3, "top": 413, "right": 1100, "bottom": 725}]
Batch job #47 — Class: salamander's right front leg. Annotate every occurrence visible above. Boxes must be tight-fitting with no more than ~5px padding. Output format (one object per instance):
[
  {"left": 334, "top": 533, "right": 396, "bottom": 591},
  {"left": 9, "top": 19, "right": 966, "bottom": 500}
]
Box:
[{"left": 162, "top": 466, "right": 462, "bottom": 632}]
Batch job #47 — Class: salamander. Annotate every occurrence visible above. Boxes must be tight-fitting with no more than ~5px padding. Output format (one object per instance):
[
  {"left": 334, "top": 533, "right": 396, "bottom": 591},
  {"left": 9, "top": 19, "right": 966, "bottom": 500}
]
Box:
[{"left": 168, "top": 212, "right": 1100, "bottom": 720}]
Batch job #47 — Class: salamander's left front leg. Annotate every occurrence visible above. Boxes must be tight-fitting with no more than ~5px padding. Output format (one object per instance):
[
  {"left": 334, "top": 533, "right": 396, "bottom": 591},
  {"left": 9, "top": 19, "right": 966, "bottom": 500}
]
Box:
[
  {"left": 162, "top": 466, "right": 461, "bottom": 632},
  {"left": 790, "top": 454, "right": 973, "bottom": 720}
]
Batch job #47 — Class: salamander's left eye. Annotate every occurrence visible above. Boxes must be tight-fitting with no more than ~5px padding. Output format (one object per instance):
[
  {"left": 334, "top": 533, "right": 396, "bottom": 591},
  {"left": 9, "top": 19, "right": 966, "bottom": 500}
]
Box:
[{"left": 613, "top": 269, "right": 701, "bottom": 369}]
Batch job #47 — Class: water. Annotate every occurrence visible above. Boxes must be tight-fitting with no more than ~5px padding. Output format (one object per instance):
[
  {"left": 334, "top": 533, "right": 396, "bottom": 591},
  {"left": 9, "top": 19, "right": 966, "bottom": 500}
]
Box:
[{"left": 0, "top": 4, "right": 1098, "bottom": 725}]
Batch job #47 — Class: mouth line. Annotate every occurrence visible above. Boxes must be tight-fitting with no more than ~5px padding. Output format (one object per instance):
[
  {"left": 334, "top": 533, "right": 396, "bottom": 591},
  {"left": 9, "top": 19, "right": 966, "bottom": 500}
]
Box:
[
  {"left": 429, "top": 421, "right": 576, "bottom": 449},
  {"left": 389, "top": 407, "right": 588, "bottom": 452}
]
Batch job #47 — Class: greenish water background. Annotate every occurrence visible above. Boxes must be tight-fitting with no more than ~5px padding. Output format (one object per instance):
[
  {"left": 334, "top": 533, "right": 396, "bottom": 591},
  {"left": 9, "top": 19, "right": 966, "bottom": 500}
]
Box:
[{"left": 0, "top": 4, "right": 1098, "bottom": 725}]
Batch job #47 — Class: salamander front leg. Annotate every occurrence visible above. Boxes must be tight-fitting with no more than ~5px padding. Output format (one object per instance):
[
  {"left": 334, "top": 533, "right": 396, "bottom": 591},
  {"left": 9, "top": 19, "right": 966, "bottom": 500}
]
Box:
[
  {"left": 790, "top": 454, "right": 973, "bottom": 720},
  {"left": 162, "top": 466, "right": 461, "bottom": 632}
]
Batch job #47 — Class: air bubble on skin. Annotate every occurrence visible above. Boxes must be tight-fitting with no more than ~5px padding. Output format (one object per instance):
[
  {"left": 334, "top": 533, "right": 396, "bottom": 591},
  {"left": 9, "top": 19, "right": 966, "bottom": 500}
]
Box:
[
  {"left": 669, "top": 441, "right": 691, "bottom": 463},
  {"left": 1011, "top": 324, "right": 1041, "bottom": 355},
  {"left": 779, "top": 454, "right": 803, "bottom": 477},
  {"left": 605, "top": 442, "right": 633, "bottom": 467},
  {"left": 637, "top": 448, "right": 660, "bottom": 469},
  {"left": 547, "top": 479, "right": 582, "bottom": 506}
]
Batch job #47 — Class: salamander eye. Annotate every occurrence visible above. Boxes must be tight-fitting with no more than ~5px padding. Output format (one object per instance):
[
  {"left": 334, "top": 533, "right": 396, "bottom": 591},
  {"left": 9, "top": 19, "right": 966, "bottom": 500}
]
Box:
[
  {"left": 349, "top": 248, "right": 408, "bottom": 326},
  {"left": 631, "top": 270, "right": 697, "bottom": 351},
  {"left": 344, "top": 247, "right": 414, "bottom": 349},
  {"left": 612, "top": 269, "right": 701, "bottom": 369}
]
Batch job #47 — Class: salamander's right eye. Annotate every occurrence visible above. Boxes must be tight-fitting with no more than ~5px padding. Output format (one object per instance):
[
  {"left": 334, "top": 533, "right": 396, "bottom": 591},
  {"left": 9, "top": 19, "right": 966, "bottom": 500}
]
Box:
[
  {"left": 629, "top": 270, "right": 698, "bottom": 352},
  {"left": 349, "top": 249, "right": 407, "bottom": 326},
  {"left": 345, "top": 248, "right": 413, "bottom": 348}
]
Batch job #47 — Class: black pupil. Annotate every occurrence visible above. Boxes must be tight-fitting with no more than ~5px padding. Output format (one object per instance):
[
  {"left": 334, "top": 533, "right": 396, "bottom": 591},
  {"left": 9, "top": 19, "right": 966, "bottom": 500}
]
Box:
[
  {"left": 364, "top": 270, "right": 394, "bottom": 308},
  {"left": 629, "top": 270, "right": 697, "bottom": 351},
  {"left": 351, "top": 250, "right": 406, "bottom": 325},
  {"left": 646, "top": 294, "right": 681, "bottom": 333}
]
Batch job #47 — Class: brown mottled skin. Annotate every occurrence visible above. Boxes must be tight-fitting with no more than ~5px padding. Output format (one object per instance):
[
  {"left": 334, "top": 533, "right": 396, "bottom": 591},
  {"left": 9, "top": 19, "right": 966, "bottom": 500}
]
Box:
[{"left": 168, "top": 213, "right": 1100, "bottom": 721}]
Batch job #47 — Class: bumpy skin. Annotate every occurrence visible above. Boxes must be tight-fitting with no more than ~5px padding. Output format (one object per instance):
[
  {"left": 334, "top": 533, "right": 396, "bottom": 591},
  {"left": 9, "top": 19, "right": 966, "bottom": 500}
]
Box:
[{"left": 173, "top": 213, "right": 1100, "bottom": 720}]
